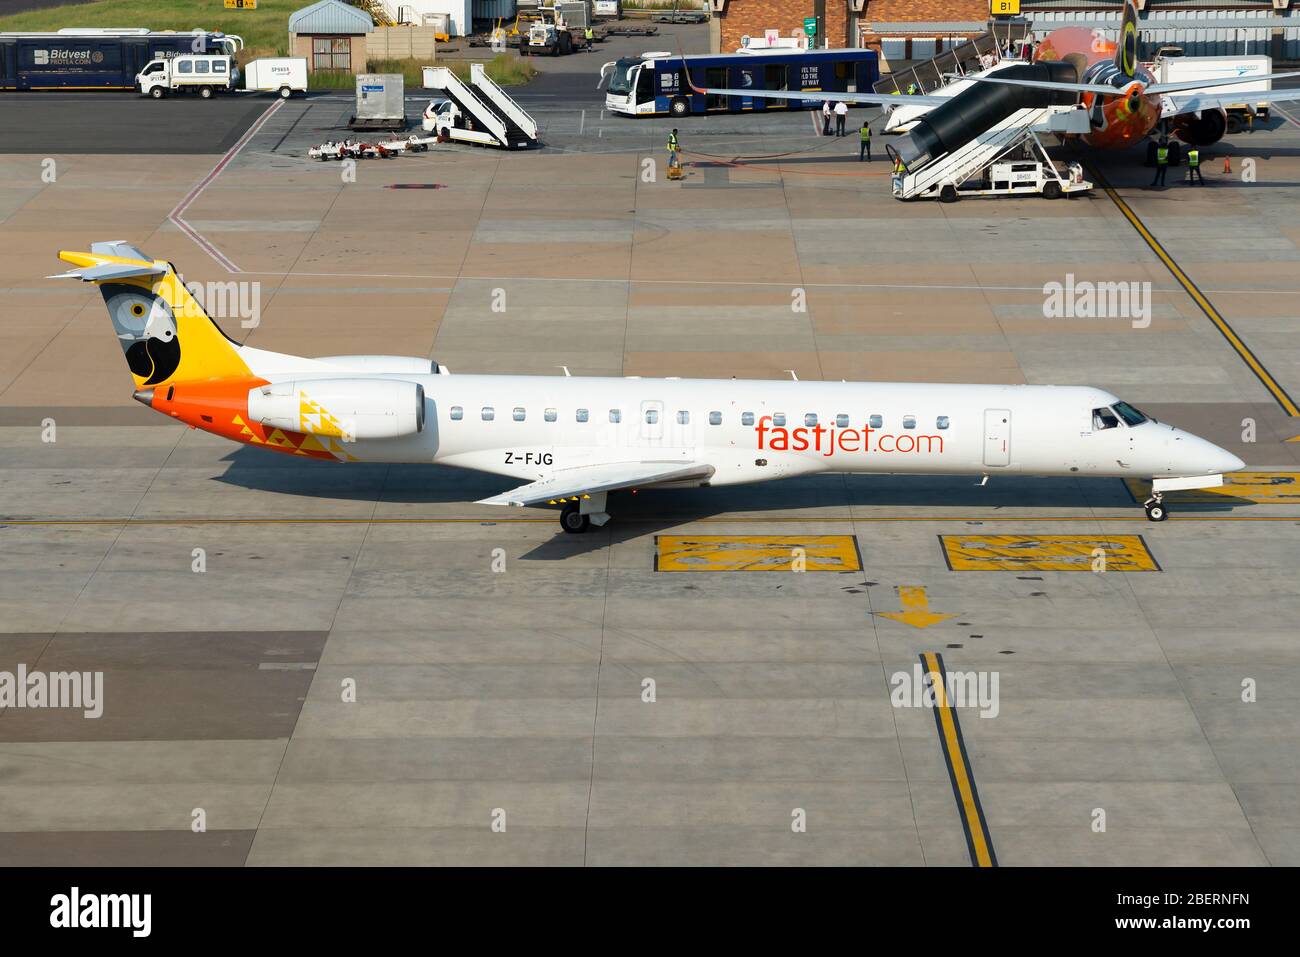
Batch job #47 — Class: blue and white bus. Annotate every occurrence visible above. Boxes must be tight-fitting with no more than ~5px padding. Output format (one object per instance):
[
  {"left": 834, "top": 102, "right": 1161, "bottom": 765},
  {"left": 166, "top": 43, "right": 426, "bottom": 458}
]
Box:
[
  {"left": 603, "top": 48, "right": 879, "bottom": 117},
  {"left": 0, "top": 28, "right": 240, "bottom": 91}
]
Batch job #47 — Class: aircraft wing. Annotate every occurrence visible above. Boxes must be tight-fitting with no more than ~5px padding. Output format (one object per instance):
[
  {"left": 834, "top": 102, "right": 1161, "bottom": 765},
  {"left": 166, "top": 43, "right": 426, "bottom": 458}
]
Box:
[
  {"left": 1163, "top": 86, "right": 1300, "bottom": 117},
  {"left": 967, "top": 71, "right": 1300, "bottom": 100},
  {"left": 477, "top": 460, "right": 715, "bottom": 508},
  {"left": 696, "top": 86, "right": 949, "bottom": 108}
]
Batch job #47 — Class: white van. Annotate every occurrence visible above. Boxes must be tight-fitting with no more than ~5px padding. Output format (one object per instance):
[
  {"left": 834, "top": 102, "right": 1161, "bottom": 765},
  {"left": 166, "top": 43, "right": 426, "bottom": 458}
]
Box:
[
  {"left": 136, "top": 54, "right": 235, "bottom": 99},
  {"left": 243, "top": 58, "right": 308, "bottom": 98}
]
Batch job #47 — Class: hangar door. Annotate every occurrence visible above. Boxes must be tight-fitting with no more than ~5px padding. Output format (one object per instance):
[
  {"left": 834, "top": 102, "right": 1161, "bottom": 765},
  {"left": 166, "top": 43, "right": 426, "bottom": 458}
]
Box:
[{"left": 983, "top": 409, "right": 1011, "bottom": 467}]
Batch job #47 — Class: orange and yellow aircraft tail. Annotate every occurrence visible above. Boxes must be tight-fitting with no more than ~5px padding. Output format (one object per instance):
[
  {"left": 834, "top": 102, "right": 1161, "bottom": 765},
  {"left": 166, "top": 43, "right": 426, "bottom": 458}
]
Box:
[{"left": 51, "top": 241, "right": 252, "bottom": 390}]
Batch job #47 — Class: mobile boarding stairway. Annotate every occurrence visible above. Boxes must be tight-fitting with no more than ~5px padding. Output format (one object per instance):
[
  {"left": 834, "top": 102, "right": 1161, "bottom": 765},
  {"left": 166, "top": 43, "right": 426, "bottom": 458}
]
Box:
[
  {"left": 422, "top": 63, "right": 539, "bottom": 149},
  {"left": 891, "top": 105, "right": 1093, "bottom": 201}
]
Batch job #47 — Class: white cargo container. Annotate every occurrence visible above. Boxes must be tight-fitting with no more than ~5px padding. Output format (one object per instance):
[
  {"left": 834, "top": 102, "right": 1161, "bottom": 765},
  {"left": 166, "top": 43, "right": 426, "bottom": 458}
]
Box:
[
  {"left": 1153, "top": 53, "right": 1272, "bottom": 125},
  {"left": 243, "top": 57, "right": 308, "bottom": 98}
]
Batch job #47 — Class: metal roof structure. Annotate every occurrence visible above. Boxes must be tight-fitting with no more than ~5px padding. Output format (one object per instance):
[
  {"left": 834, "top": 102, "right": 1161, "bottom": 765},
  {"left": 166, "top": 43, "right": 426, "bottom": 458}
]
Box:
[{"left": 288, "top": 0, "right": 376, "bottom": 35}]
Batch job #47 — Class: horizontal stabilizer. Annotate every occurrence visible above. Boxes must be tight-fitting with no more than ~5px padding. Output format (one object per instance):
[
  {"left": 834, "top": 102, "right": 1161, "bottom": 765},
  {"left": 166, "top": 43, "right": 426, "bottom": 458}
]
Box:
[
  {"left": 478, "top": 460, "right": 714, "bottom": 508},
  {"left": 48, "top": 261, "right": 168, "bottom": 282},
  {"left": 90, "top": 240, "right": 153, "bottom": 261}
]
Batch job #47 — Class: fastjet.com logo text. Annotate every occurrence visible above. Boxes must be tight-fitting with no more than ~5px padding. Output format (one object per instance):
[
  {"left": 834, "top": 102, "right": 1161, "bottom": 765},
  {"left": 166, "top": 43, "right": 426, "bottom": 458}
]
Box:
[{"left": 755, "top": 416, "right": 944, "bottom": 457}]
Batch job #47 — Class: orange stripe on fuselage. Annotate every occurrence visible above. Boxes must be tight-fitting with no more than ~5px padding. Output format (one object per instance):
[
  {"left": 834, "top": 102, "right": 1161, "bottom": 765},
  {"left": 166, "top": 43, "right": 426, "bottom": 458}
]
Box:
[{"left": 152, "top": 376, "right": 341, "bottom": 461}]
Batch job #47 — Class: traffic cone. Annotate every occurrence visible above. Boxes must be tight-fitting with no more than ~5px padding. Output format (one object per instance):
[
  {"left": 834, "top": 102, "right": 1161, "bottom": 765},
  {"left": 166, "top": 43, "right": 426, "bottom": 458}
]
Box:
[{"left": 1223, "top": 155, "right": 1232, "bottom": 174}]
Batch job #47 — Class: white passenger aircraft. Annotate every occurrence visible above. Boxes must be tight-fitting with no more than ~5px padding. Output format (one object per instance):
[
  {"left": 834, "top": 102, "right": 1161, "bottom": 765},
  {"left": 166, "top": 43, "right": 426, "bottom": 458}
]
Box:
[{"left": 56, "top": 242, "right": 1242, "bottom": 531}]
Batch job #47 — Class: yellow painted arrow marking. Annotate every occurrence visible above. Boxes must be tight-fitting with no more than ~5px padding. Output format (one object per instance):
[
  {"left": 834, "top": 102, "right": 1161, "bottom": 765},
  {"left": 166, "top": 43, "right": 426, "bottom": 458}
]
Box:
[{"left": 875, "top": 586, "right": 958, "bottom": 629}]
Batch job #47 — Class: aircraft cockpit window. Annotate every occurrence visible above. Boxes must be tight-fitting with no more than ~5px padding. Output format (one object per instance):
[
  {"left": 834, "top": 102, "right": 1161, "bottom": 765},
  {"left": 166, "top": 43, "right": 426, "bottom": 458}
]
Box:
[
  {"left": 1092, "top": 407, "right": 1120, "bottom": 430},
  {"left": 1111, "top": 401, "right": 1148, "bottom": 426},
  {"left": 449, "top": 405, "right": 463, "bottom": 421}
]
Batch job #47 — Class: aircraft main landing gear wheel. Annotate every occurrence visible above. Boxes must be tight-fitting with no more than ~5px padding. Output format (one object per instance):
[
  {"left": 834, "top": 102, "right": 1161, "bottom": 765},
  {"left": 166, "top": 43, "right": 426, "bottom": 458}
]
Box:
[
  {"left": 560, "top": 503, "right": 591, "bottom": 534},
  {"left": 1144, "top": 495, "right": 1168, "bottom": 522}
]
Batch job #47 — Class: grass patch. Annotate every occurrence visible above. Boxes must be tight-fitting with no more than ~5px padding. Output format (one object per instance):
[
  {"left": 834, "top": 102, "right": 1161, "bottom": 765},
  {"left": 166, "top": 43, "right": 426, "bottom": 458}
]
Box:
[
  {"left": 0, "top": 2, "right": 539, "bottom": 87},
  {"left": 308, "top": 54, "right": 535, "bottom": 90}
]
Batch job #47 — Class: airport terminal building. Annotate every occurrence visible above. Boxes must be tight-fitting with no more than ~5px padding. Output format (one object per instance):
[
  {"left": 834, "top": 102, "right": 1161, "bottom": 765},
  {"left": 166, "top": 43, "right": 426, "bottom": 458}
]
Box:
[{"left": 711, "top": 0, "right": 1300, "bottom": 60}]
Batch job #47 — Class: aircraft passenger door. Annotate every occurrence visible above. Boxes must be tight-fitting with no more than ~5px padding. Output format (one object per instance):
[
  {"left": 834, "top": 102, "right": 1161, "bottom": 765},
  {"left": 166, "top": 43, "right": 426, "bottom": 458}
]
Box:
[
  {"left": 640, "top": 399, "right": 664, "bottom": 446},
  {"left": 983, "top": 409, "right": 1011, "bottom": 467}
]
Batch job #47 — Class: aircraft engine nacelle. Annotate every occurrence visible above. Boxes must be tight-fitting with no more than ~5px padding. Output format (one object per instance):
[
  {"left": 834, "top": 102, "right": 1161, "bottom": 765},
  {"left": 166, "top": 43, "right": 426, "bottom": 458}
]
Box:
[
  {"left": 316, "top": 355, "right": 448, "bottom": 375},
  {"left": 248, "top": 378, "right": 425, "bottom": 440},
  {"left": 1172, "top": 107, "right": 1227, "bottom": 147}
]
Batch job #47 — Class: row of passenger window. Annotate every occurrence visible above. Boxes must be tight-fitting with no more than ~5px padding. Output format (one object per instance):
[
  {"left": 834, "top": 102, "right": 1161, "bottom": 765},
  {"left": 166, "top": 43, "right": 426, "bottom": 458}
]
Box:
[{"left": 448, "top": 406, "right": 951, "bottom": 430}]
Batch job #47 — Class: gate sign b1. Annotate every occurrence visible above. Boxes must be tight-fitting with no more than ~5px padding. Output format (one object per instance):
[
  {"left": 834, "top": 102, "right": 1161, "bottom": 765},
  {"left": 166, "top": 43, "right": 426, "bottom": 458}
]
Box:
[
  {"left": 803, "top": 17, "right": 818, "bottom": 38},
  {"left": 991, "top": 0, "right": 1020, "bottom": 14}
]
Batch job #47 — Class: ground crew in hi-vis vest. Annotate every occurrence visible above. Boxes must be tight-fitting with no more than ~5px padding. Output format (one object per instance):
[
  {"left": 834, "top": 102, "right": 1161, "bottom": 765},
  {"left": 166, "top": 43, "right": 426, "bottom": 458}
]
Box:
[
  {"left": 1185, "top": 147, "right": 1204, "bottom": 185},
  {"left": 859, "top": 122, "right": 872, "bottom": 162},
  {"left": 892, "top": 154, "right": 906, "bottom": 192},
  {"left": 1150, "top": 141, "right": 1169, "bottom": 188},
  {"left": 666, "top": 129, "right": 680, "bottom": 171}
]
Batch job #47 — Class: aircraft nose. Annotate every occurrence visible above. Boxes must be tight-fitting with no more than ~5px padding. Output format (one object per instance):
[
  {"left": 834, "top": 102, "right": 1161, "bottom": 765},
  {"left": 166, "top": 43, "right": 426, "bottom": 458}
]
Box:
[{"left": 1174, "top": 430, "right": 1243, "bottom": 474}]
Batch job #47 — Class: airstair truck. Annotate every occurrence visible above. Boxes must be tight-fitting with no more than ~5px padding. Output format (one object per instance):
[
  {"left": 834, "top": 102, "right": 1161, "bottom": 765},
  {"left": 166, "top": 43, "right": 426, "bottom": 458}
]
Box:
[{"left": 421, "top": 63, "right": 539, "bottom": 148}]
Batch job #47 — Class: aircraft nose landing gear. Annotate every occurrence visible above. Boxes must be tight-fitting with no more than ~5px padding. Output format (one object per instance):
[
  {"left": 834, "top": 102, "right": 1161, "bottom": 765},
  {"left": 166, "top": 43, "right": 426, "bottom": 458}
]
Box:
[{"left": 1144, "top": 492, "right": 1168, "bottom": 522}]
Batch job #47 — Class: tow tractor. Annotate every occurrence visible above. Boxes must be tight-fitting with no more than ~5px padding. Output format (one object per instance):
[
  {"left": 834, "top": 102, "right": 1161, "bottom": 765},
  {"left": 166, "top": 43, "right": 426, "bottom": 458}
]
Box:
[{"left": 519, "top": 7, "right": 590, "bottom": 56}]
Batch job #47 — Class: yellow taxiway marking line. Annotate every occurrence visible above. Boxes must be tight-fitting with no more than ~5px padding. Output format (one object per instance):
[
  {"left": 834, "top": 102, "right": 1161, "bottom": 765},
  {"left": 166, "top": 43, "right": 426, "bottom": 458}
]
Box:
[
  {"left": 655, "top": 534, "right": 862, "bottom": 572},
  {"left": 874, "top": 586, "right": 957, "bottom": 628},
  {"left": 940, "top": 534, "right": 1161, "bottom": 572},
  {"left": 1126, "top": 472, "right": 1300, "bottom": 505},
  {"left": 4, "top": 515, "right": 1300, "bottom": 527},
  {"left": 1090, "top": 170, "right": 1300, "bottom": 417},
  {"left": 921, "top": 652, "right": 997, "bottom": 867}
]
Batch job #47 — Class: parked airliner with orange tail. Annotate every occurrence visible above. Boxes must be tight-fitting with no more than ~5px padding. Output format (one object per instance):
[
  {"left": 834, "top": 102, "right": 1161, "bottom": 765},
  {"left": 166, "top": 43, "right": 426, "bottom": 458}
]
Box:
[
  {"left": 697, "top": 1, "right": 1300, "bottom": 160},
  {"left": 54, "top": 242, "right": 1242, "bottom": 531}
]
